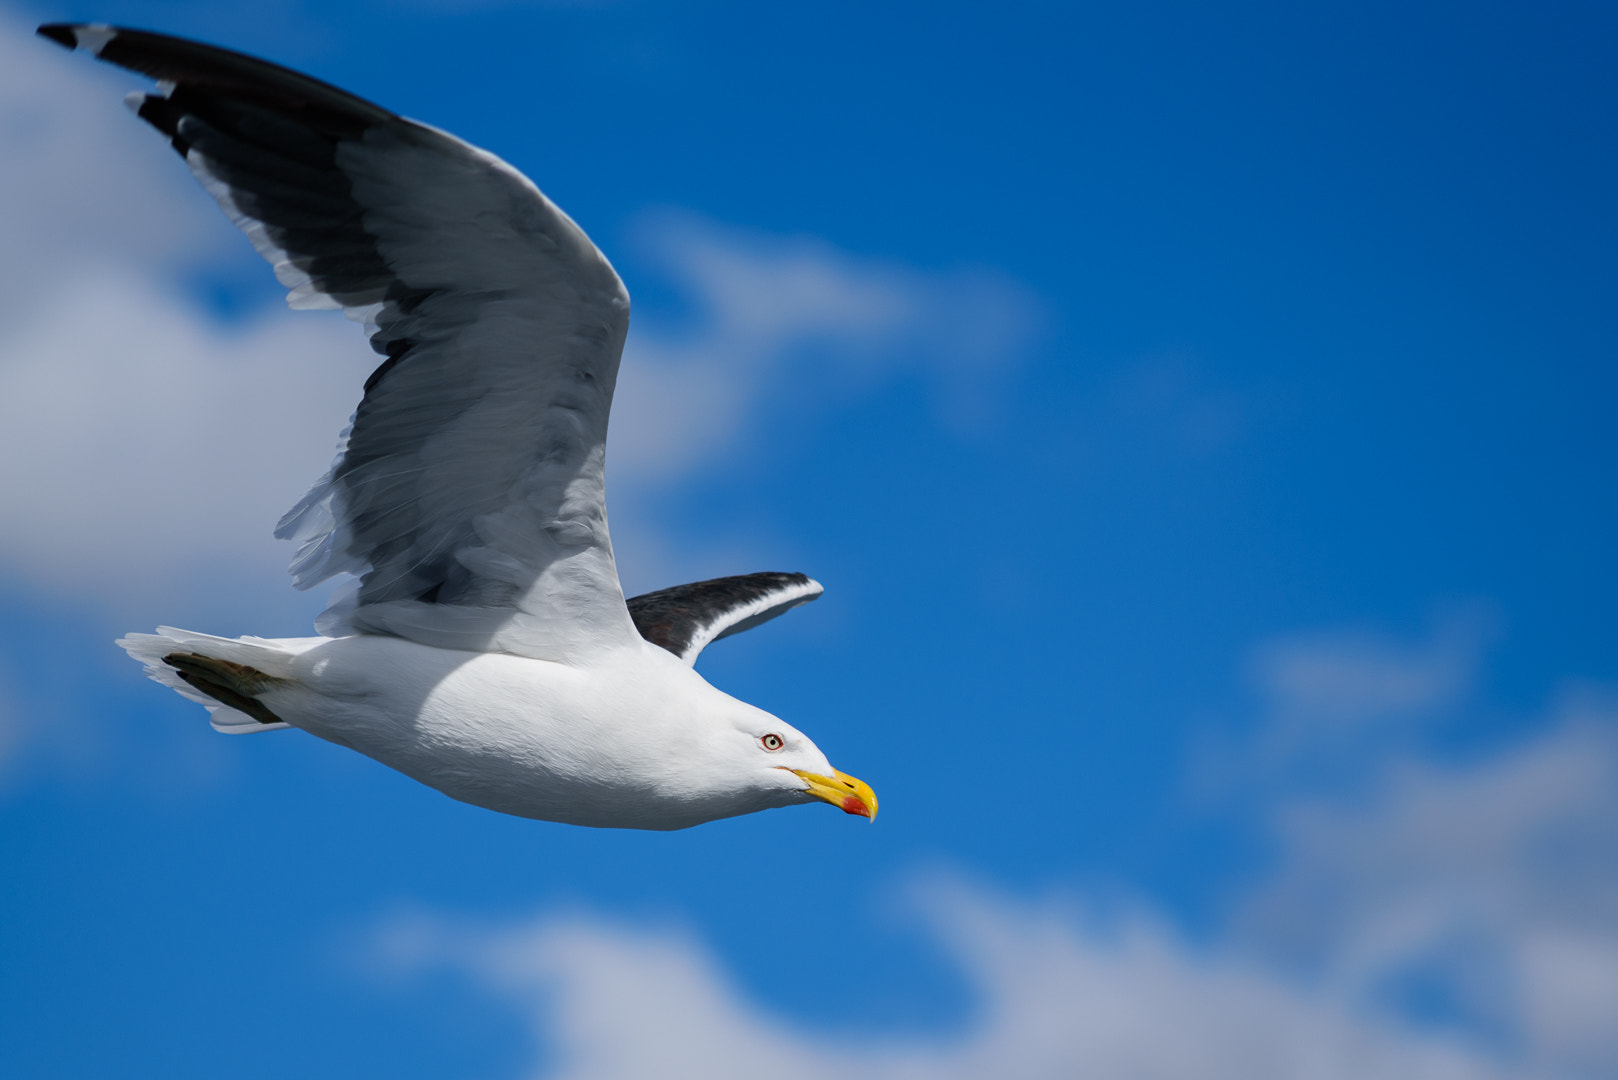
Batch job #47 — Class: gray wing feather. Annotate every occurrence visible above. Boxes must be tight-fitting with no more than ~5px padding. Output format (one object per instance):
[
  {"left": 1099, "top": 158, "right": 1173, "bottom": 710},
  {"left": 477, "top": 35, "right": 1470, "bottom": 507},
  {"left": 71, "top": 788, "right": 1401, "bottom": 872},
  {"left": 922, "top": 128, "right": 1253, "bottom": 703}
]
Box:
[{"left": 49, "top": 25, "right": 638, "bottom": 659}]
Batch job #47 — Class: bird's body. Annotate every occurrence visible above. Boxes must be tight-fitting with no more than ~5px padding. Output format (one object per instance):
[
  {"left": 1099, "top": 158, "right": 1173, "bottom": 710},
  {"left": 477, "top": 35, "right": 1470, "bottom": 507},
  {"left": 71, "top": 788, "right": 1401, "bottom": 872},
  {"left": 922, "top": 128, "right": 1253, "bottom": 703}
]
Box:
[
  {"left": 126, "top": 630, "right": 835, "bottom": 829},
  {"left": 45, "top": 22, "right": 876, "bottom": 829}
]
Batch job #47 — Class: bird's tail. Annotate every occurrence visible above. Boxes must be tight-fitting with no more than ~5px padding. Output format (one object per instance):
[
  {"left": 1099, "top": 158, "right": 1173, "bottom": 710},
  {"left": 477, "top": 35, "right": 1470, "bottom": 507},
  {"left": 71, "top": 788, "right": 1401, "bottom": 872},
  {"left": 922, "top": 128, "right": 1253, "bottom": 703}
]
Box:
[{"left": 116, "top": 627, "right": 309, "bottom": 733}]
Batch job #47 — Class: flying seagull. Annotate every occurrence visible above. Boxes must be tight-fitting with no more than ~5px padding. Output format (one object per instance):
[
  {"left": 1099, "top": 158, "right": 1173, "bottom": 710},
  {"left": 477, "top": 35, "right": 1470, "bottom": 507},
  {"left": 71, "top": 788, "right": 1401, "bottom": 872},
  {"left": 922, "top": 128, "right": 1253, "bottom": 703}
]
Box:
[{"left": 40, "top": 22, "right": 877, "bottom": 830}]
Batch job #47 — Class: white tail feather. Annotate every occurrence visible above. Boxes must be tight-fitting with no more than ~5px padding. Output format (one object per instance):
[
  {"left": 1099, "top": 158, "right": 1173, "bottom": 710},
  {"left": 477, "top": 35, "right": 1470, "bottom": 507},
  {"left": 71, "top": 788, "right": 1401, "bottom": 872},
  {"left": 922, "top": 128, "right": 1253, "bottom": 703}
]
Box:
[{"left": 115, "top": 627, "right": 316, "bottom": 733}]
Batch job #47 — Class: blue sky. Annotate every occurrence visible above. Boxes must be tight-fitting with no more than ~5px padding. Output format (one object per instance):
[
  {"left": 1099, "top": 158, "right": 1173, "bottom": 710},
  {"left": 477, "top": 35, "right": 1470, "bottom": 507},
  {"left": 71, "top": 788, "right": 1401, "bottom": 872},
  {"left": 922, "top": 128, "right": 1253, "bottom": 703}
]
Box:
[{"left": 2, "top": 1, "right": 1616, "bottom": 1077}]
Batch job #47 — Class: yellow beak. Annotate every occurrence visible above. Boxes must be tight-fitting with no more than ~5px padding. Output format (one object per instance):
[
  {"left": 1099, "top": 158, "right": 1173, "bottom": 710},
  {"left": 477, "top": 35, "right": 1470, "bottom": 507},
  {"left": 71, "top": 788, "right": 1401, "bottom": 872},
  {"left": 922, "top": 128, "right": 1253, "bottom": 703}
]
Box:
[{"left": 788, "top": 768, "right": 878, "bottom": 821}]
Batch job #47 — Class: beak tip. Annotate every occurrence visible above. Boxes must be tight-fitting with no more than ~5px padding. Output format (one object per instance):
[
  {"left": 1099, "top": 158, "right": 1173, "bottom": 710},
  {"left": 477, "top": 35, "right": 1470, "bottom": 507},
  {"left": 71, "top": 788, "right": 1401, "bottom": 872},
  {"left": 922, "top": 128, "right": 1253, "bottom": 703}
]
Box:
[
  {"left": 791, "top": 767, "right": 878, "bottom": 822},
  {"left": 840, "top": 796, "right": 876, "bottom": 821}
]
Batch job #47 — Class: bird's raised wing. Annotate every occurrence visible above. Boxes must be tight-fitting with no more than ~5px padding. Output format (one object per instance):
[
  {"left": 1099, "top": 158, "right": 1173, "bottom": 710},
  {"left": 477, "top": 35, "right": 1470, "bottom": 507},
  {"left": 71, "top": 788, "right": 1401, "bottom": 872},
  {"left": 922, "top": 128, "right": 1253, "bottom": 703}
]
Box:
[
  {"left": 43, "top": 23, "right": 640, "bottom": 660},
  {"left": 627, "top": 573, "right": 823, "bottom": 665}
]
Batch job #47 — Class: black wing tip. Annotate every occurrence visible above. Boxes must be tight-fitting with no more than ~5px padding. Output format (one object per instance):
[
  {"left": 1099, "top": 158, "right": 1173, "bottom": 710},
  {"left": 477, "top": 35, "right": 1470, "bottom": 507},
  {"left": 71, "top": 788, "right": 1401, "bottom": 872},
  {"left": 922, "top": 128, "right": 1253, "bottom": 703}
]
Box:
[
  {"left": 791, "top": 572, "right": 824, "bottom": 598},
  {"left": 751, "top": 569, "right": 820, "bottom": 592},
  {"left": 762, "top": 570, "right": 823, "bottom": 602},
  {"left": 630, "top": 571, "right": 821, "bottom": 608},
  {"left": 626, "top": 571, "right": 824, "bottom": 660},
  {"left": 36, "top": 23, "right": 125, "bottom": 55},
  {"left": 36, "top": 23, "right": 396, "bottom": 127},
  {"left": 36, "top": 23, "right": 85, "bottom": 49}
]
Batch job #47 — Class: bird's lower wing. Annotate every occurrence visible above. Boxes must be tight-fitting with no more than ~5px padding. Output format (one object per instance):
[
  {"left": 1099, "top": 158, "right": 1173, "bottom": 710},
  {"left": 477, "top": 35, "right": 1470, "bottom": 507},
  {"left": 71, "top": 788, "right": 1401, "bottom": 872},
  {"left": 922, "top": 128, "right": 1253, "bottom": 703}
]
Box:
[{"left": 627, "top": 573, "right": 824, "bottom": 664}]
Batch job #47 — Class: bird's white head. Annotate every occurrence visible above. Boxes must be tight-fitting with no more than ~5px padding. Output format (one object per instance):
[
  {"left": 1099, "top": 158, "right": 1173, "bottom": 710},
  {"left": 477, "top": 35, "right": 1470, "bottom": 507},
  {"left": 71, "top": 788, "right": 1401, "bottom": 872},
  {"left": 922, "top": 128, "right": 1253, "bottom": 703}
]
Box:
[{"left": 724, "top": 707, "right": 878, "bottom": 822}]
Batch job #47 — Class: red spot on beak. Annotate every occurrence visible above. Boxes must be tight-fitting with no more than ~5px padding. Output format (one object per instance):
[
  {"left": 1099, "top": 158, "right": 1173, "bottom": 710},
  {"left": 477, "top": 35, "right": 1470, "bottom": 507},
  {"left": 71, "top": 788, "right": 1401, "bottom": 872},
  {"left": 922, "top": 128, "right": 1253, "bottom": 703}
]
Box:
[{"left": 842, "top": 794, "right": 870, "bottom": 817}]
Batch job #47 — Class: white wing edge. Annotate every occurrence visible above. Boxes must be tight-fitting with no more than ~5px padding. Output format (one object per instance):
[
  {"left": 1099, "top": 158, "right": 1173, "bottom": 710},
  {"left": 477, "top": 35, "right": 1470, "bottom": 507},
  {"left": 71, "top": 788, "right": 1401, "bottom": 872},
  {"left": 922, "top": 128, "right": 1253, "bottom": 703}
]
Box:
[{"left": 679, "top": 576, "right": 825, "bottom": 665}]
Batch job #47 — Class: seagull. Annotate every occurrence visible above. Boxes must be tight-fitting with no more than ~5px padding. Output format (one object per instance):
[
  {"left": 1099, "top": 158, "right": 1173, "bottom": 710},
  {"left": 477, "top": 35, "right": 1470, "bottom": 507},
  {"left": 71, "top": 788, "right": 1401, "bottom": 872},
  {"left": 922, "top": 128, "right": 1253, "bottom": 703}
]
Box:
[{"left": 40, "top": 23, "right": 877, "bottom": 830}]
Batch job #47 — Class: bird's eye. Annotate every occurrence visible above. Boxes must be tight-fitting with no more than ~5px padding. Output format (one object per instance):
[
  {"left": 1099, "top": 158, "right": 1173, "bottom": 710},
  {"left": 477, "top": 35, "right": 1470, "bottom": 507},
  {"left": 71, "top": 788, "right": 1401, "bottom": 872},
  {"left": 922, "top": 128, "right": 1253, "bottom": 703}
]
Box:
[{"left": 760, "top": 733, "right": 785, "bottom": 752}]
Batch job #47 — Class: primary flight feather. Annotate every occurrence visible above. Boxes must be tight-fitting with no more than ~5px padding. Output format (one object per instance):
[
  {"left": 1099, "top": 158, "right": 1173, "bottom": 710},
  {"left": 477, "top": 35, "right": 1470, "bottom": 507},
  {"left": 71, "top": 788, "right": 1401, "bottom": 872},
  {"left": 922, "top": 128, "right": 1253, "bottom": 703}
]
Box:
[{"left": 40, "top": 22, "right": 876, "bottom": 829}]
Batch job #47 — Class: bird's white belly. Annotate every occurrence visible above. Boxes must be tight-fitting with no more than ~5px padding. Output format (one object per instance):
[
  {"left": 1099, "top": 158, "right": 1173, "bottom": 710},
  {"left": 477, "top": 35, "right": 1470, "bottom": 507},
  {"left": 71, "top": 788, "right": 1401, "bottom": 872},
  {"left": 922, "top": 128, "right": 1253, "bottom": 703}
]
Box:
[{"left": 266, "top": 635, "right": 770, "bottom": 829}]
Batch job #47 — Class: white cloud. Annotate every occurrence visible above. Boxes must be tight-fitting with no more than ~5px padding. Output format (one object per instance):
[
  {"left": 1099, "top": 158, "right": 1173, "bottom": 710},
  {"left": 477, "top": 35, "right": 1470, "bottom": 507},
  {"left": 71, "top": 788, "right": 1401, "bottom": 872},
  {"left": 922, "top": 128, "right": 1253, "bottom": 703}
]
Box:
[
  {"left": 0, "top": 14, "right": 225, "bottom": 319},
  {"left": 1227, "top": 618, "right": 1618, "bottom": 1073},
  {"left": 1206, "top": 609, "right": 1502, "bottom": 795},
  {"left": 1241, "top": 691, "right": 1618, "bottom": 1074},
  {"left": 610, "top": 214, "right": 1041, "bottom": 481},
  {"left": 380, "top": 879, "right": 1506, "bottom": 1080},
  {"left": 1250, "top": 612, "right": 1490, "bottom": 736},
  {"left": 0, "top": 266, "right": 363, "bottom": 609}
]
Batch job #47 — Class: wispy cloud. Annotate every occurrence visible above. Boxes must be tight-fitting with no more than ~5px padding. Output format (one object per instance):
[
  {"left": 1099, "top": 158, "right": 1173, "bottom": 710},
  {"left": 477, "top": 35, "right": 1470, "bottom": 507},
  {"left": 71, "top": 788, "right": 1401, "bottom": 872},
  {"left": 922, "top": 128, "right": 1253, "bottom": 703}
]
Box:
[
  {"left": 1190, "top": 607, "right": 1502, "bottom": 796},
  {"left": 0, "top": 14, "right": 224, "bottom": 319},
  {"left": 1248, "top": 613, "right": 1490, "bottom": 735},
  {"left": 0, "top": 267, "right": 364, "bottom": 611},
  {"left": 611, "top": 213, "right": 1041, "bottom": 481},
  {"left": 1228, "top": 617, "right": 1618, "bottom": 1074},
  {"left": 1104, "top": 354, "right": 1253, "bottom": 455},
  {"left": 377, "top": 876, "right": 1507, "bottom": 1080},
  {"left": 1241, "top": 690, "right": 1618, "bottom": 1074}
]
